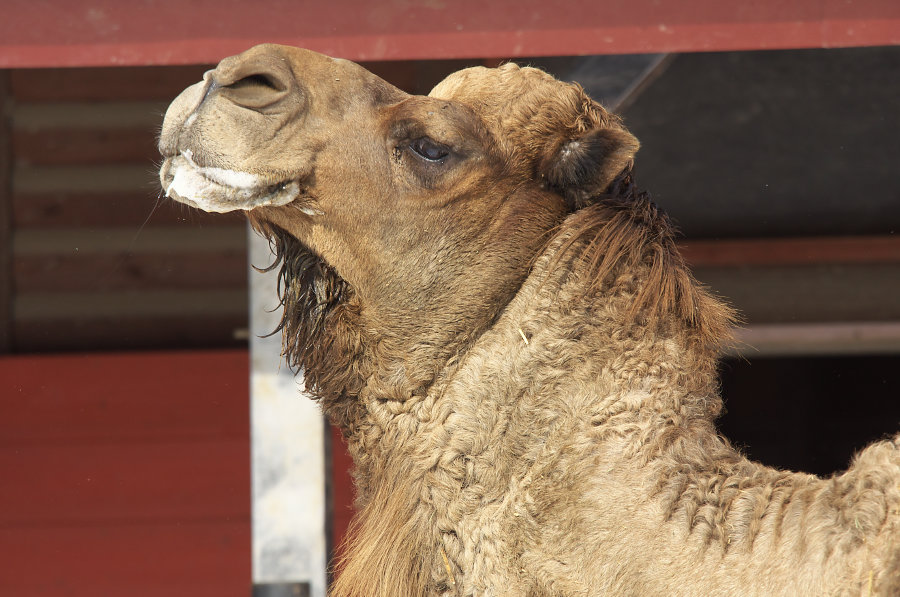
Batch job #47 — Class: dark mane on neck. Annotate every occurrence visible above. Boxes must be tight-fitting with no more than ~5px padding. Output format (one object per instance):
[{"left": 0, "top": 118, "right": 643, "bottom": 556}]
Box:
[
  {"left": 551, "top": 170, "right": 737, "bottom": 347},
  {"left": 251, "top": 220, "right": 367, "bottom": 430}
]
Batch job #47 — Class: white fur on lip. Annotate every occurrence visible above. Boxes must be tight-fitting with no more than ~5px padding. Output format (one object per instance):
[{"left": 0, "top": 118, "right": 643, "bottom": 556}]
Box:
[{"left": 165, "top": 150, "right": 300, "bottom": 213}]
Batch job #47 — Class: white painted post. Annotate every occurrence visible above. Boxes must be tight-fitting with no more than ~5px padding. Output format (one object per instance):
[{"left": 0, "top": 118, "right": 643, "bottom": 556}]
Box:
[{"left": 249, "top": 226, "right": 328, "bottom": 597}]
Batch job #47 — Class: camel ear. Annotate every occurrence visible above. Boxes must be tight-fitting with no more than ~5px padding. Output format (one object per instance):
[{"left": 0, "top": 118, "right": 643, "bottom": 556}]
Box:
[{"left": 541, "top": 126, "right": 639, "bottom": 207}]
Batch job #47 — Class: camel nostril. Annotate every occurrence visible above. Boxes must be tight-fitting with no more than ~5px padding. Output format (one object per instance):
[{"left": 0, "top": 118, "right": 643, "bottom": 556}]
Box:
[
  {"left": 227, "top": 73, "right": 285, "bottom": 93},
  {"left": 204, "top": 47, "right": 308, "bottom": 114},
  {"left": 218, "top": 70, "right": 294, "bottom": 110}
]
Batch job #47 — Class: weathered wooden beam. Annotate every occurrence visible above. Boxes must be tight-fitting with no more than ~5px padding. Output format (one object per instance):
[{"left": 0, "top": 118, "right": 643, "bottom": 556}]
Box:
[
  {"left": 727, "top": 321, "right": 900, "bottom": 357},
  {"left": 14, "top": 289, "right": 247, "bottom": 320},
  {"left": 1, "top": 0, "right": 898, "bottom": 68},
  {"left": 12, "top": 227, "right": 246, "bottom": 254},
  {"left": 12, "top": 193, "right": 243, "bottom": 228},
  {"left": 14, "top": 252, "right": 247, "bottom": 293},
  {"left": 679, "top": 235, "right": 900, "bottom": 268},
  {"left": 12, "top": 315, "right": 247, "bottom": 352}
]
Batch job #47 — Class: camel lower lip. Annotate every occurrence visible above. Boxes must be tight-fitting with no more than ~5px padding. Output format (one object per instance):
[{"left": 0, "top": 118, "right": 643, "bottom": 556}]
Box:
[{"left": 162, "top": 151, "right": 300, "bottom": 213}]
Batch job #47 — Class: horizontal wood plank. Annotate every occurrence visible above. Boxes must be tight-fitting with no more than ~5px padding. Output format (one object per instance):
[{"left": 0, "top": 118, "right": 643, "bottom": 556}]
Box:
[
  {"left": 10, "top": 65, "right": 212, "bottom": 102},
  {"left": 13, "top": 227, "right": 246, "bottom": 255},
  {"left": 13, "top": 192, "right": 246, "bottom": 228},
  {"left": 13, "top": 315, "right": 248, "bottom": 352},
  {"left": 11, "top": 292, "right": 250, "bottom": 351},
  {"left": 15, "top": 289, "right": 247, "bottom": 319},
  {"left": 680, "top": 235, "right": 900, "bottom": 267},
  {"left": 13, "top": 128, "right": 160, "bottom": 166},
  {"left": 14, "top": 164, "right": 162, "bottom": 193},
  {"left": 0, "top": 350, "right": 249, "bottom": 443},
  {"left": 694, "top": 263, "right": 900, "bottom": 325},
  {"left": 11, "top": 101, "right": 167, "bottom": 166},
  {"left": 15, "top": 251, "right": 247, "bottom": 292},
  {"left": 0, "top": 440, "right": 249, "bottom": 525},
  {"left": 727, "top": 321, "right": 900, "bottom": 357},
  {"left": 0, "top": 521, "right": 250, "bottom": 597},
  {"left": 13, "top": 101, "right": 168, "bottom": 130}
]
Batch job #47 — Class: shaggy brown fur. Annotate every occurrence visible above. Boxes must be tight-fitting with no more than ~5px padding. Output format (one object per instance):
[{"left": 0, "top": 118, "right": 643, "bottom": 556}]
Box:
[{"left": 159, "top": 44, "right": 900, "bottom": 596}]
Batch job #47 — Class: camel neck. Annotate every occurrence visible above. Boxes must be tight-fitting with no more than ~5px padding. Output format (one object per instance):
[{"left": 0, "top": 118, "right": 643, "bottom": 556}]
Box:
[
  {"left": 339, "top": 224, "right": 736, "bottom": 594},
  {"left": 346, "top": 217, "right": 727, "bottom": 503}
]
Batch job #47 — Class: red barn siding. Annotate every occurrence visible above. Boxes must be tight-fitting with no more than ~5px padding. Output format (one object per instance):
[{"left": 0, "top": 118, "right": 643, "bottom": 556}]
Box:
[
  {"left": 1, "top": 0, "right": 898, "bottom": 68},
  {"left": 0, "top": 350, "right": 251, "bottom": 597},
  {"left": 330, "top": 426, "right": 355, "bottom": 557}
]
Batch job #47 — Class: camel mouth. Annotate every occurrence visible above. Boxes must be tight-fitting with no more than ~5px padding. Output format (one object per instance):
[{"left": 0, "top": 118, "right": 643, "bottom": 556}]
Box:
[{"left": 161, "top": 150, "right": 302, "bottom": 214}]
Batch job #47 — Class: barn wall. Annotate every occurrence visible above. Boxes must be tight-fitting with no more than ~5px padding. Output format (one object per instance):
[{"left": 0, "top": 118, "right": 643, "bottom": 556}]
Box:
[{"left": 0, "top": 350, "right": 251, "bottom": 596}]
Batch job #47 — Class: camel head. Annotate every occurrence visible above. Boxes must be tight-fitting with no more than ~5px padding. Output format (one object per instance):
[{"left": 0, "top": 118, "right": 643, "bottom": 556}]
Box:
[{"left": 159, "top": 44, "right": 639, "bottom": 424}]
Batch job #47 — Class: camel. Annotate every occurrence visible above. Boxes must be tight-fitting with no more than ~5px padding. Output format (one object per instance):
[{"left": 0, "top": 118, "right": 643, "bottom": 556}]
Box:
[{"left": 159, "top": 44, "right": 900, "bottom": 596}]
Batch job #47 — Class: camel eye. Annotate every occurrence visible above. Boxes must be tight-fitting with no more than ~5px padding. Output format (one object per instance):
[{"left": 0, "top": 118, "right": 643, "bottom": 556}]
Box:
[{"left": 410, "top": 137, "right": 450, "bottom": 162}]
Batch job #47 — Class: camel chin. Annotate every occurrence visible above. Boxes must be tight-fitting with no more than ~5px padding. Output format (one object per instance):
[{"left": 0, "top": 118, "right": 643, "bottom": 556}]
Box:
[{"left": 161, "top": 149, "right": 301, "bottom": 214}]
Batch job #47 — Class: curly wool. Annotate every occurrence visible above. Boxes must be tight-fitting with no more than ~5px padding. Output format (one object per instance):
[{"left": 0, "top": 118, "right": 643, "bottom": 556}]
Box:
[{"left": 320, "top": 192, "right": 900, "bottom": 597}]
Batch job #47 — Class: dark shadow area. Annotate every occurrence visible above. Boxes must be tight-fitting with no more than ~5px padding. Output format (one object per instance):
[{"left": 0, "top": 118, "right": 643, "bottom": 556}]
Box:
[
  {"left": 622, "top": 46, "right": 900, "bottom": 238},
  {"left": 717, "top": 355, "right": 900, "bottom": 476}
]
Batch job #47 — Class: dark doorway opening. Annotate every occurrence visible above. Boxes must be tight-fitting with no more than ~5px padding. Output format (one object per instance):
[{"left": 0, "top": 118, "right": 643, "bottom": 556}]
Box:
[{"left": 717, "top": 355, "right": 900, "bottom": 477}]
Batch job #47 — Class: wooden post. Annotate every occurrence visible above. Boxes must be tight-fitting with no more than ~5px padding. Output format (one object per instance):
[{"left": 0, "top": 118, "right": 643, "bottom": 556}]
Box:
[
  {"left": 0, "top": 71, "right": 13, "bottom": 352},
  {"left": 248, "top": 226, "right": 327, "bottom": 597}
]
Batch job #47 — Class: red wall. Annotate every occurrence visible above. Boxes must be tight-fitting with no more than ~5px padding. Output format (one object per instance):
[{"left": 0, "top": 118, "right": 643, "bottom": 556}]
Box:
[
  {"left": 331, "top": 426, "right": 355, "bottom": 556},
  {"left": 0, "top": 350, "right": 252, "bottom": 596}
]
